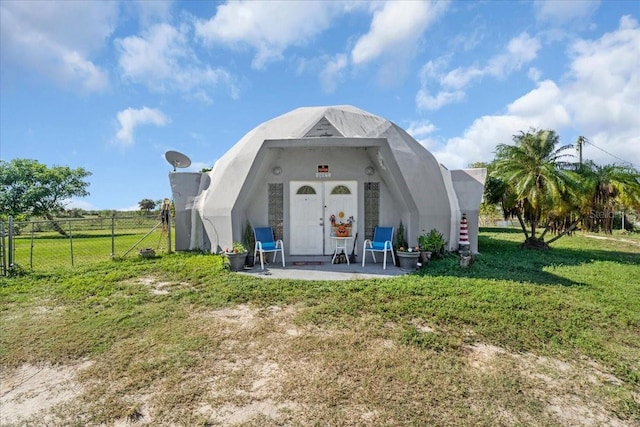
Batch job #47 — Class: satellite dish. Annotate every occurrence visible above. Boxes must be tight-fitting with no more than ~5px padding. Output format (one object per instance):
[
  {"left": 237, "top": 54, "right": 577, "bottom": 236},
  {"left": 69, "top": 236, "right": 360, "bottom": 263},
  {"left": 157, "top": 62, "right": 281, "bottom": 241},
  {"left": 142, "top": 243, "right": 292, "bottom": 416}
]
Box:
[{"left": 165, "top": 151, "right": 192, "bottom": 171}]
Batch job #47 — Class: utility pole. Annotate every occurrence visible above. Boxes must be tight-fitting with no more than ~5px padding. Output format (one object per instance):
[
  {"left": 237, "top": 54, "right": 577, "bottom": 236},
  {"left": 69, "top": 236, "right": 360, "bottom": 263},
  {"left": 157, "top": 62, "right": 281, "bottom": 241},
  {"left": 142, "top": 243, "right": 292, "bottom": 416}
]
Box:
[{"left": 576, "top": 136, "right": 587, "bottom": 167}]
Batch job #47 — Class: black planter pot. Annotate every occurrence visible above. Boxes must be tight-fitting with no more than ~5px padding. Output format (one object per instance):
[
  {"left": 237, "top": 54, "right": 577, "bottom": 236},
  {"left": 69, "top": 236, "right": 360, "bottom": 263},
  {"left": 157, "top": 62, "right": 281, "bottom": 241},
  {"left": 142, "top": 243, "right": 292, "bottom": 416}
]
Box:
[
  {"left": 245, "top": 254, "right": 255, "bottom": 267},
  {"left": 397, "top": 251, "right": 420, "bottom": 270},
  {"left": 226, "top": 252, "right": 248, "bottom": 272},
  {"left": 419, "top": 251, "right": 431, "bottom": 264}
]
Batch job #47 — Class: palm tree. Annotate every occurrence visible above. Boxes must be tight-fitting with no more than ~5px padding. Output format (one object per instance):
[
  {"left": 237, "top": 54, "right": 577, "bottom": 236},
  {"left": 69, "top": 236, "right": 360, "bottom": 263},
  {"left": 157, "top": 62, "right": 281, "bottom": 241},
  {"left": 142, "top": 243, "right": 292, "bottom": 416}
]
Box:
[
  {"left": 578, "top": 161, "right": 640, "bottom": 233},
  {"left": 491, "top": 129, "right": 577, "bottom": 249}
]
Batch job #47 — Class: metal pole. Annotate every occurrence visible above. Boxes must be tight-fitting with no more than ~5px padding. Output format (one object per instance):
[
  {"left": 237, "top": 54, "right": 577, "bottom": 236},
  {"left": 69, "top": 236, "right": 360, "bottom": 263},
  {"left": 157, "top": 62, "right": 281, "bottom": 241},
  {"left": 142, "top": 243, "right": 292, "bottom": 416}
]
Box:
[
  {"left": 578, "top": 139, "right": 582, "bottom": 166},
  {"left": 69, "top": 220, "right": 74, "bottom": 267},
  {"left": 1, "top": 221, "right": 6, "bottom": 275},
  {"left": 576, "top": 136, "right": 584, "bottom": 167},
  {"left": 30, "top": 222, "right": 35, "bottom": 269},
  {"left": 121, "top": 222, "right": 162, "bottom": 258},
  {"left": 8, "top": 216, "right": 14, "bottom": 268},
  {"left": 111, "top": 214, "right": 116, "bottom": 258},
  {"left": 166, "top": 213, "right": 172, "bottom": 254}
]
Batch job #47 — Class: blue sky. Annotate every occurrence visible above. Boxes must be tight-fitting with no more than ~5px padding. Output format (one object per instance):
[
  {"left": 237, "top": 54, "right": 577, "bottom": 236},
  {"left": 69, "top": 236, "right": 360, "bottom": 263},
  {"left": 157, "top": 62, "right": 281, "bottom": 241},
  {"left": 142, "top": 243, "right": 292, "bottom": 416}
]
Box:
[{"left": 1, "top": 0, "right": 638, "bottom": 211}]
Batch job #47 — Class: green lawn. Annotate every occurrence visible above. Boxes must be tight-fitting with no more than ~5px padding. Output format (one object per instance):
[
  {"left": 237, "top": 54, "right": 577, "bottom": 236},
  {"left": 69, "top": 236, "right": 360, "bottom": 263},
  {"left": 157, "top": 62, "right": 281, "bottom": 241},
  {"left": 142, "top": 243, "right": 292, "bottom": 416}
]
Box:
[
  {"left": 1, "top": 229, "right": 638, "bottom": 426},
  {"left": 9, "top": 224, "right": 172, "bottom": 270}
]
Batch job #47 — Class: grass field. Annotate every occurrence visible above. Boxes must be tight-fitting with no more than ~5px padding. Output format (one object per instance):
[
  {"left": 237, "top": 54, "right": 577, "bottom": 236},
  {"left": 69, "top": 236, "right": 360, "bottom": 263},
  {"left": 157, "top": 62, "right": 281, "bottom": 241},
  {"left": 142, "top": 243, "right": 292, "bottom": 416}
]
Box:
[
  {"left": 1, "top": 229, "right": 638, "bottom": 426},
  {"left": 8, "top": 217, "right": 172, "bottom": 270}
]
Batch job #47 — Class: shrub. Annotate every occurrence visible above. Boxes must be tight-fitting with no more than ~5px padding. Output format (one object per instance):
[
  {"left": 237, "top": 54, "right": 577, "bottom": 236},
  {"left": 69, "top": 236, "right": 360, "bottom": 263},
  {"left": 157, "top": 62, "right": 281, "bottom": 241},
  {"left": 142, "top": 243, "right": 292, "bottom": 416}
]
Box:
[
  {"left": 418, "top": 229, "right": 447, "bottom": 259},
  {"left": 226, "top": 241, "right": 247, "bottom": 254},
  {"left": 395, "top": 221, "right": 408, "bottom": 249},
  {"left": 244, "top": 221, "right": 255, "bottom": 251}
]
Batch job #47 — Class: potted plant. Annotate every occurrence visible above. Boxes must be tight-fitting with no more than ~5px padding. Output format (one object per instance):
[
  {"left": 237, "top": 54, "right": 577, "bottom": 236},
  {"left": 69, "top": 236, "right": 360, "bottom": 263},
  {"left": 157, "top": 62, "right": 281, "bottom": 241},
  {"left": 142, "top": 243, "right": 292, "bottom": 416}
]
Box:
[
  {"left": 243, "top": 221, "right": 255, "bottom": 267},
  {"left": 138, "top": 247, "right": 156, "bottom": 258},
  {"left": 224, "top": 241, "right": 248, "bottom": 272},
  {"left": 396, "top": 245, "right": 421, "bottom": 270},
  {"left": 393, "top": 221, "right": 408, "bottom": 266},
  {"left": 418, "top": 228, "right": 447, "bottom": 260}
]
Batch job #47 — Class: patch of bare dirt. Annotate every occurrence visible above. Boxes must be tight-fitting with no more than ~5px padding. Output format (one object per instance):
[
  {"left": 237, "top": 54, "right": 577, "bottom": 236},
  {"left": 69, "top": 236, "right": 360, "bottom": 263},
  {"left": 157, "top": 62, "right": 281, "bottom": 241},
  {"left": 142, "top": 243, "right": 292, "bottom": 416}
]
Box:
[
  {"left": 584, "top": 234, "right": 640, "bottom": 246},
  {"left": 465, "top": 343, "right": 631, "bottom": 426},
  {"left": 208, "top": 399, "right": 299, "bottom": 425},
  {"left": 3, "top": 303, "right": 633, "bottom": 426},
  {"left": 465, "top": 343, "right": 507, "bottom": 371},
  {"left": 203, "top": 303, "right": 258, "bottom": 328},
  {"left": 410, "top": 318, "right": 435, "bottom": 333},
  {"left": 2, "top": 303, "right": 64, "bottom": 322},
  {"left": 178, "top": 304, "right": 304, "bottom": 425},
  {"left": 0, "top": 361, "right": 93, "bottom": 425},
  {"left": 137, "top": 276, "right": 180, "bottom": 295}
]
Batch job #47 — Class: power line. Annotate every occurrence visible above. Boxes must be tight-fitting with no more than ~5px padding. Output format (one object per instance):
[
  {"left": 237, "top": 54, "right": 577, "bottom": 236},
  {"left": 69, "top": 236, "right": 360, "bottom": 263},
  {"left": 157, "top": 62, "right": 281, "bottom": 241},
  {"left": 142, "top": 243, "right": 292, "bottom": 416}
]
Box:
[{"left": 585, "top": 140, "right": 638, "bottom": 168}]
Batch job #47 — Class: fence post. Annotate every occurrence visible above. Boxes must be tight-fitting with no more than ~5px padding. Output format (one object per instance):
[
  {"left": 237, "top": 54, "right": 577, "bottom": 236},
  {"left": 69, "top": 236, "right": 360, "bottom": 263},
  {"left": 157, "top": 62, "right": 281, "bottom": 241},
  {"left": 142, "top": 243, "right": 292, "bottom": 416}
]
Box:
[
  {"left": 1, "top": 221, "right": 6, "bottom": 275},
  {"left": 30, "top": 222, "right": 35, "bottom": 269},
  {"left": 69, "top": 220, "right": 74, "bottom": 267},
  {"left": 8, "top": 216, "right": 14, "bottom": 268},
  {"left": 167, "top": 213, "right": 172, "bottom": 254},
  {"left": 111, "top": 215, "right": 116, "bottom": 258}
]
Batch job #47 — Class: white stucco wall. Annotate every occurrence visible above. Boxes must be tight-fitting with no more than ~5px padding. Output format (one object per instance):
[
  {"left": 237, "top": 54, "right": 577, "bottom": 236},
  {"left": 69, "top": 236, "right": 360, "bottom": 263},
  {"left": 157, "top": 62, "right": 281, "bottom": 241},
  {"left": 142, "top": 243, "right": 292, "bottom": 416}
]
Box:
[
  {"left": 450, "top": 168, "right": 488, "bottom": 253},
  {"left": 169, "top": 172, "right": 209, "bottom": 251},
  {"left": 380, "top": 125, "right": 453, "bottom": 248}
]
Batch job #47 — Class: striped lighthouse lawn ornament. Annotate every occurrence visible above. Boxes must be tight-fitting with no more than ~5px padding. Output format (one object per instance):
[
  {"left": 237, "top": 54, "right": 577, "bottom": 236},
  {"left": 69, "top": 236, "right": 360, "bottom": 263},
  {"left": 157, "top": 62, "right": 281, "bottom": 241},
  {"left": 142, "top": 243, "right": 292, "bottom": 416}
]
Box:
[
  {"left": 458, "top": 213, "right": 474, "bottom": 268},
  {"left": 458, "top": 213, "right": 470, "bottom": 253}
]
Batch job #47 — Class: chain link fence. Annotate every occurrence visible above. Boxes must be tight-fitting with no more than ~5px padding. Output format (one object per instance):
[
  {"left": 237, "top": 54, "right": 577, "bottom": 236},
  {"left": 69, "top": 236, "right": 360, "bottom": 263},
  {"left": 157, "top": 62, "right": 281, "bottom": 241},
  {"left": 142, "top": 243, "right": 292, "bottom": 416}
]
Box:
[{"left": 1, "top": 215, "right": 173, "bottom": 275}]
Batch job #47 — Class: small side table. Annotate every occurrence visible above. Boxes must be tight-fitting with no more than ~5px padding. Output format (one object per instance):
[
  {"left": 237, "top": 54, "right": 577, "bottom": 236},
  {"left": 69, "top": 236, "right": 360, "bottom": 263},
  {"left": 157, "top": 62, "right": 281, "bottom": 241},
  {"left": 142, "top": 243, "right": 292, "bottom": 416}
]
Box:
[{"left": 330, "top": 236, "right": 353, "bottom": 265}]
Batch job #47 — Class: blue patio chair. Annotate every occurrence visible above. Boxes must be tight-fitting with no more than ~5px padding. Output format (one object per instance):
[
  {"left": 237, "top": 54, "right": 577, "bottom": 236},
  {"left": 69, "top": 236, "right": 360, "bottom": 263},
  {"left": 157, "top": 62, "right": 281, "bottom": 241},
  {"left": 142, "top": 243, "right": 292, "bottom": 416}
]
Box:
[
  {"left": 362, "top": 226, "right": 395, "bottom": 270},
  {"left": 253, "top": 227, "right": 285, "bottom": 270}
]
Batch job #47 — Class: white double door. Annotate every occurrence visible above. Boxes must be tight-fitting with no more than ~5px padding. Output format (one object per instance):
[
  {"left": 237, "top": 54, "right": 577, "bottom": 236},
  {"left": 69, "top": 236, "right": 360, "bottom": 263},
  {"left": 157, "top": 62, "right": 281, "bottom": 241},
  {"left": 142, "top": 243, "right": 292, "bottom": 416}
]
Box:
[{"left": 290, "top": 181, "right": 357, "bottom": 255}]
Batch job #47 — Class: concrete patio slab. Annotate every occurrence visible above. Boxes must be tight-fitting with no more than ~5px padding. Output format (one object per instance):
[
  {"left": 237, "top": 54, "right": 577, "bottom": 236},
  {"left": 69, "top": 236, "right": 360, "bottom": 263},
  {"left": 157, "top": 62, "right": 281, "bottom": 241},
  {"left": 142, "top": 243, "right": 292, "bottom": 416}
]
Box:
[{"left": 237, "top": 256, "right": 413, "bottom": 281}]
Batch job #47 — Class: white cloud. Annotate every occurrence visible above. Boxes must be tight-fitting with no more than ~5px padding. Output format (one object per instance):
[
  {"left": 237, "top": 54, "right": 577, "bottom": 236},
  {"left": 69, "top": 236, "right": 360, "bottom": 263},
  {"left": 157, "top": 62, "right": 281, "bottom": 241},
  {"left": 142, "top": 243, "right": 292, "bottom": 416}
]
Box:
[
  {"left": 440, "top": 66, "right": 484, "bottom": 91},
  {"left": 187, "top": 162, "right": 211, "bottom": 173},
  {"left": 132, "top": 0, "right": 173, "bottom": 27},
  {"left": 194, "top": 1, "right": 446, "bottom": 89},
  {"left": 489, "top": 33, "right": 541, "bottom": 77},
  {"left": 431, "top": 17, "right": 640, "bottom": 169},
  {"left": 119, "top": 203, "right": 144, "bottom": 212},
  {"left": 416, "top": 89, "right": 465, "bottom": 111},
  {"left": 351, "top": 0, "right": 448, "bottom": 65},
  {"left": 433, "top": 113, "right": 536, "bottom": 170},
  {"left": 563, "top": 15, "right": 640, "bottom": 167},
  {"left": 417, "top": 33, "right": 541, "bottom": 111},
  {"left": 115, "top": 107, "right": 170, "bottom": 146},
  {"left": 320, "top": 54, "right": 348, "bottom": 93},
  {"left": 444, "top": 33, "right": 541, "bottom": 89},
  {"left": 416, "top": 58, "right": 465, "bottom": 110},
  {"left": 117, "top": 23, "right": 185, "bottom": 88},
  {"left": 64, "top": 199, "right": 98, "bottom": 211},
  {"left": 534, "top": 0, "right": 600, "bottom": 26},
  {"left": 117, "top": 23, "right": 235, "bottom": 102},
  {"left": 432, "top": 80, "right": 571, "bottom": 169},
  {"left": 406, "top": 119, "right": 439, "bottom": 150},
  {"left": 195, "top": 1, "right": 343, "bottom": 69},
  {"left": 0, "top": 0, "right": 115, "bottom": 92},
  {"left": 528, "top": 67, "right": 542, "bottom": 82},
  {"left": 63, "top": 51, "right": 110, "bottom": 92},
  {"left": 564, "top": 16, "right": 640, "bottom": 129},
  {"left": 407, "top": 120, "right": 436, "bottom": 138},
  {"left": 507, "top": 80, "right": 570, "bottom": 127}
]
